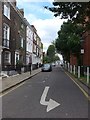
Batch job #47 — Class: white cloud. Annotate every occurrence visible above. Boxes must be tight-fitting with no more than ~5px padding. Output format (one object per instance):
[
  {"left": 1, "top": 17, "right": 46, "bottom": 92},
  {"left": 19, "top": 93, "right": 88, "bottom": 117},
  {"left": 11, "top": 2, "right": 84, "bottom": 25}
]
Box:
[
  {"left": 25, "top": 14, "right": 37, "bottom": 23},
  {"left": 17, "top": 0, "right": 67, "bottom": 52},
  {"left": 43, "top": 42, "right": 50, "bottom": 52},
  {"left": 31, "top": 17, "right": 67, "bottom": 52},
  {"left": 16, "top": 0, "right": 54, "bottom": 3},
  {"left": 17, "top": 2, "right": 53, "bottom": 19}
]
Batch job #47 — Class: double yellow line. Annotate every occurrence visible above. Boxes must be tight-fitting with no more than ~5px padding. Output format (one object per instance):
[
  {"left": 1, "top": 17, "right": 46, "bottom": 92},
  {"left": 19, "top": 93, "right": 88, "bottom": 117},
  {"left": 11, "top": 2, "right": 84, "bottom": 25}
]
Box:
[{"left": 65, "top": 71, "right": 90, "bottom": 101}]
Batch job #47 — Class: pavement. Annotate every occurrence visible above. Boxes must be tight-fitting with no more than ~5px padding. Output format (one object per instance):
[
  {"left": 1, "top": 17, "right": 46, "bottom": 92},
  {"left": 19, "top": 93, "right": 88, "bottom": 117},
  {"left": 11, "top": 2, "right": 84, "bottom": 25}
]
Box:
[
  {"left": 0, "top": 66, "right": 90, "bottom": 99},
  {"left": 0, "top": 68, "right": 41, "bottom": 93}
]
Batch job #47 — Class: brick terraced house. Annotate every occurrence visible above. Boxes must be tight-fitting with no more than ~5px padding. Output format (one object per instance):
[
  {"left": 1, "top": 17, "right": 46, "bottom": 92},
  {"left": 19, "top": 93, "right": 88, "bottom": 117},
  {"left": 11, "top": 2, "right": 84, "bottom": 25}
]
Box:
[
  {"left": 0, "top": 1, "right": 43, "bottom": 76},
  {"left": 1, "top": 1, "right": 26, "bottom": 73}
]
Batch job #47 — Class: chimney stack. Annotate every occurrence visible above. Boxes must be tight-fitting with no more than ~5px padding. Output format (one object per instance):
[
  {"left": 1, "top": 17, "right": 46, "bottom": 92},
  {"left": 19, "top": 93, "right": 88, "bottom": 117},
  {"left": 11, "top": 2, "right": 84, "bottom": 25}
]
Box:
[
  {"left": 11, "top": 0, "right": 17, "bottom": 7},
  {"left": 19, "top": 9, "right": 24, "bottom": 17}
]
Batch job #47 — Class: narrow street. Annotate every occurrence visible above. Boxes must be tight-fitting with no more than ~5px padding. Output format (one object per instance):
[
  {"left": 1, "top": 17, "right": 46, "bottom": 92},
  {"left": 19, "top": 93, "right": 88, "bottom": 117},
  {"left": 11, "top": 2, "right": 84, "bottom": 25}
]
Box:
[{"left": 2, "top": 66, "right": 88, "bottom": 118}]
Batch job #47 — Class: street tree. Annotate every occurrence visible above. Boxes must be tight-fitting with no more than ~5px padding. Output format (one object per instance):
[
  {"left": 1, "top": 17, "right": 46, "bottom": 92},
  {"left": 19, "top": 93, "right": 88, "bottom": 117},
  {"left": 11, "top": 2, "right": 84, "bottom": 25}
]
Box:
[
  {"left": 46, "top": 44, "right": 56, "bottom": 63},
  {"left": 54, "top": 55, "right": 60, "bottom": 62},
  {"left": 45, "top": 2, "right": 90, "bottom": 29},
  {"left": 43, "top": 56, "right": 49, "bottom": 63},
  {"left": 47, "top": 45, "right": 55, "bottom": 57},
  {"left": 55, "top": 21, "right": 84, "bottom": 63}
]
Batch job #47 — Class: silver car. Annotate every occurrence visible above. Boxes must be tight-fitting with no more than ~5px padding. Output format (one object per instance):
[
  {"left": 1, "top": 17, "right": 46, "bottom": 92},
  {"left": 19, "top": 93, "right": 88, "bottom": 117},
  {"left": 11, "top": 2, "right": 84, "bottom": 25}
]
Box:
[{"left": 41, "top": 63, "right": 52, "bottom": 72}]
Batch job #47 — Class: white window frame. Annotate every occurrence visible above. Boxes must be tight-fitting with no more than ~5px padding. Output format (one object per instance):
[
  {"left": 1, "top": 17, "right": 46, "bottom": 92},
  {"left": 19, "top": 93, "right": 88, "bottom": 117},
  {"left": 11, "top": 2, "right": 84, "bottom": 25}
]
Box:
[
  {"left": 33, "top": 44, "right": 36, "bottom": 53},
  {"left": 29, "top": 29, "right": 33, "bottom": 41},
  {"left": 4, "top": 3, "right": 10, "bottom": 19},
  {"left": 3, "top": 23, "right": 10, "bottom": 47},
  {"left": 20, "top": 37, "right": 24, "bottom": 48},
  {"left": 21, "top": 24, "right": 24, "bottom": 29},
  {"left": 15, "top": 52, "right": 19, "bottom": 65},
  {"left": 3, "top": 23, "right": 10, "bottom": 40},
  {"left": 34, "top": 33, "right": 36, "bottom": 41}
]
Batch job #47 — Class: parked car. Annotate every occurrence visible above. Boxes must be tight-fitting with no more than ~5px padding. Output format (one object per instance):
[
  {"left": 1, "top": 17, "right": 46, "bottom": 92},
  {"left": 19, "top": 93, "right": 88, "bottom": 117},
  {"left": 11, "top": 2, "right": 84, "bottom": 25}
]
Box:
[{"left": 41, "top": 63, "right": 52, "bottom": 72}]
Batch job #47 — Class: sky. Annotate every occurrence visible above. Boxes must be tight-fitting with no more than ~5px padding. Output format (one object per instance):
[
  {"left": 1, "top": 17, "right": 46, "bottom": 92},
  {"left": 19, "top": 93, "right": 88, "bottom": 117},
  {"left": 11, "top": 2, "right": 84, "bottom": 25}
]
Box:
[{"left": 16, "top": 0, "right": 67, "bottom": 60}]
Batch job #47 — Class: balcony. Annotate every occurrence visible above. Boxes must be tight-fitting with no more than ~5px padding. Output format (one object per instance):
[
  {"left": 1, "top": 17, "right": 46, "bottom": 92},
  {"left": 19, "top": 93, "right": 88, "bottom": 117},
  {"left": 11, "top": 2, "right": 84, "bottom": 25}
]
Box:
[{"left": 2, "top": 39, "right": 9, "bottom": 48}]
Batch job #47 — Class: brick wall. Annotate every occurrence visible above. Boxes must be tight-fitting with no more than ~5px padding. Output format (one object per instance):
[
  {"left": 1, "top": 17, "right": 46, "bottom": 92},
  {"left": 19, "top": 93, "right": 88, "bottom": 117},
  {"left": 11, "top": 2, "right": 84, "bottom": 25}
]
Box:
[
  {"left": 70, "top": 54, "right": 77, "bottom": 65},
  {"left": 83, "top": 31, "right": 90, "bottom": 66},
  {"left": 10, "top": 5, "right": 26, "bottom": 66}
]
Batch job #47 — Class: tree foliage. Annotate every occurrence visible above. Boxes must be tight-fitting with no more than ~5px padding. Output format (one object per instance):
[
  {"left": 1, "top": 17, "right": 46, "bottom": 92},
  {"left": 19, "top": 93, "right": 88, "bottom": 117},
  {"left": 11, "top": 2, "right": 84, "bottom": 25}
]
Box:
[
  {"left": 54, "top": 55, "right": 60, "bottom": 61},
  {"left": 55, "top": 21, "right": 84, "bottom": 62},
  {"left": 47, "top": 45, "right": 55, "bottom": 62},
  {"left": 43, "top": 44, "right": 60, "bottom": 63},
  {"left": 43, "top": 56, "right": 49, "bottom": 63},
  {"left": 47, "top": 45, "right": 55, "bottom": 57},
  {"left": 45, "top": 2, "right": 90, "bottom": 29}
]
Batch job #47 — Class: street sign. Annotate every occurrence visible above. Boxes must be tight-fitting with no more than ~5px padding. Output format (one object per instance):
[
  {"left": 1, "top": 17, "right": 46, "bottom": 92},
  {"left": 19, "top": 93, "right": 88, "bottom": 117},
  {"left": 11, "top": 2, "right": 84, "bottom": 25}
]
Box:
[{"left": 81, "top": 49, "right": 84, "bottom": 54}]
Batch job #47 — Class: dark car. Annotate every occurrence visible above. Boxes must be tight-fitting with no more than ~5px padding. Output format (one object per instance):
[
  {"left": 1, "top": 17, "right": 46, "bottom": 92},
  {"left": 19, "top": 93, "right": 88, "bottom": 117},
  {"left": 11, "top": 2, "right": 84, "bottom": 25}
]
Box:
[{"left": 41, "top": 63, "right": 52, "bottom": 72}]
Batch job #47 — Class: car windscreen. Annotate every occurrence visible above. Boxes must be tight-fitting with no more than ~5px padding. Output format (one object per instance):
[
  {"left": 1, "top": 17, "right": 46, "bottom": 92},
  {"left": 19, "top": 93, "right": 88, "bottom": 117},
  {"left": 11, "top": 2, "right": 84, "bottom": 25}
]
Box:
[{"left": 43, "top": 64, "right": 50, "bottom": 67}]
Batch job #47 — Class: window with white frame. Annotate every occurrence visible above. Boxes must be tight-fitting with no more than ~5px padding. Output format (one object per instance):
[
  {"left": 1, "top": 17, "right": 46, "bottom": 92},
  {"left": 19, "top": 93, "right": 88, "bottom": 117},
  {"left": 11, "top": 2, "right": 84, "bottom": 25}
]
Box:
[
  {"left": 4, "top": 3, "right": 10, "bottom": 19},
  {"left": 3, "top": 24, "right": 10, "bottom": 47},
  {"left": 16, "top": 54, "right": 19, "bottom": 61},
  {"left": 37, "top": 37, "right": 40, "bottom": 45},
  {"left": 34, "top": 33, "right": 36, "bottom": 41},
  {"left": 20, "top": 37, "right": 24, "bottom": 48},
  {"left": 21, "top": 23, "right": 24, "bottom": 29},
  {"left": 30, "top": 30, "right": 33, "bottom": 41},
  {"left": 33, "top": 44, "right": 36, "bottom": 53},
  {"left": 26, "top": 41, "right": 28, "bottom": 52},
  {"left": 36, "top": 47, "right": 38, "bottom": 55},
  {"left": 4, "top": 51, "right": 11, "bottom": 64},
  {"left": 15, "top": 52, "right": 19, "bottom": 65}
]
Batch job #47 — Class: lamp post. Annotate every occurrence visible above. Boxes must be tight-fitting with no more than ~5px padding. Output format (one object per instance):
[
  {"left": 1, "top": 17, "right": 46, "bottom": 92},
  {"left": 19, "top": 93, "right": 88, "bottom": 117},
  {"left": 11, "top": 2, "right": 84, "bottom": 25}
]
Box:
[{"left": 80, "top": 37, "right": 84, "bottom": 76}]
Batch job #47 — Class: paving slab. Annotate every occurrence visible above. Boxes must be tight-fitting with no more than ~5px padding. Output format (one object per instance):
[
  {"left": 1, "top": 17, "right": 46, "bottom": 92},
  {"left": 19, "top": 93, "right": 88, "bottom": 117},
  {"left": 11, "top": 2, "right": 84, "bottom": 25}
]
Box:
[{"left": 0, "top": 68, "right": 41, "bottom": 93}]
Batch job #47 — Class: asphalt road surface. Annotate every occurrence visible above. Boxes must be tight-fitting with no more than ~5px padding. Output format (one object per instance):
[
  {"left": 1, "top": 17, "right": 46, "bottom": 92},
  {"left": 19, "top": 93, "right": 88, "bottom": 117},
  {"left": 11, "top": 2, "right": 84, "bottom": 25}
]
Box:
[{"left": 2, "top": 66, "right": 89, "bottom": 118}]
